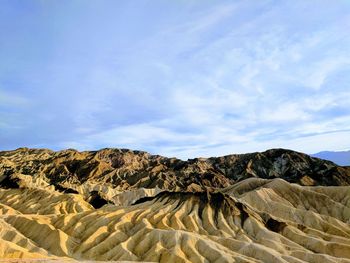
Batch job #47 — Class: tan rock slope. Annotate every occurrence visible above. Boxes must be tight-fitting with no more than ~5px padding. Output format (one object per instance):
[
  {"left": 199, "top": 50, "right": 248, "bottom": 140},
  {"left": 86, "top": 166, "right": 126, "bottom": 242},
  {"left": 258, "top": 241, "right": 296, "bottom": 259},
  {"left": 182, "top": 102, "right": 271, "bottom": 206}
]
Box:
[{"left": 0, "top": 148, "right": 349, "bottom": 262}]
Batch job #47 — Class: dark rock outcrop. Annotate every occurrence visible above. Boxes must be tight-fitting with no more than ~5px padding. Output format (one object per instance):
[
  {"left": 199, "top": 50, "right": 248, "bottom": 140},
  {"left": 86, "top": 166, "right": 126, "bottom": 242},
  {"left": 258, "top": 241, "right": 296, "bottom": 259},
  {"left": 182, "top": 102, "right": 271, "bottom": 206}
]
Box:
[{"left": 0, "top": 147, "right": 349, "bottom": 195}]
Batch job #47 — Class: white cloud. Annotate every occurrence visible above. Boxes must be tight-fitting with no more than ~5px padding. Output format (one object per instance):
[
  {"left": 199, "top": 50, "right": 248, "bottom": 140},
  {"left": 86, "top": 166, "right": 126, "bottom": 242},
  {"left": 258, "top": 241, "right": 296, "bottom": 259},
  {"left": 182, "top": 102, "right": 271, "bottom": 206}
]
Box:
[{"left": 301, "top": 57, "right": 350, "bottom": 90}]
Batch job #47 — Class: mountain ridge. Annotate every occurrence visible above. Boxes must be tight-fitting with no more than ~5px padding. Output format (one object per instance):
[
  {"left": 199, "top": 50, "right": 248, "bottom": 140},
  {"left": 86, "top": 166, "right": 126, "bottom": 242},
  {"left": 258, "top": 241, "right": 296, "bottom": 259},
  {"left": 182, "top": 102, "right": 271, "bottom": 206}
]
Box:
[
  {"left": 1, "top": 147, "right": 350, "bottom": 262},
  {"left": 1, "top": 147, "right": 349, "bottom": 191}
]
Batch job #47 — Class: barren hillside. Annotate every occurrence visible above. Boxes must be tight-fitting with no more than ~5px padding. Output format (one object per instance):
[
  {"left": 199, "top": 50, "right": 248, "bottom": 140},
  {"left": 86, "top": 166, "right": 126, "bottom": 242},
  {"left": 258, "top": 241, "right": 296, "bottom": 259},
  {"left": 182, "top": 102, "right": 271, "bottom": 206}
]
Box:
[{"left": 0, "top": 148, "right": 349, "bottom": 262}]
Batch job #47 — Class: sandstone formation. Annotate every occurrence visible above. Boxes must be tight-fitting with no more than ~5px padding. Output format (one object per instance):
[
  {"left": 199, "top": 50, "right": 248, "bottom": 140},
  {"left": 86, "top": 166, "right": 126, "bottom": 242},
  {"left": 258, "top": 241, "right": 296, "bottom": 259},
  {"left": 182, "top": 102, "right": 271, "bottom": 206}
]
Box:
[{"left": 0, "top": 148, "right": 349, "bottom": 262}]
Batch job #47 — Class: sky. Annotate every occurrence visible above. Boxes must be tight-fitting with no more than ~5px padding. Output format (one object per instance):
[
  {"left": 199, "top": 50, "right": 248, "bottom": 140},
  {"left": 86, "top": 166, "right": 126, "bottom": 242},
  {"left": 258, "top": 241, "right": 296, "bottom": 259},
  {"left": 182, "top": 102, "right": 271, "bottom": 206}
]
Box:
[{"left": 0, "top": 0, "right": 350, "bottom": 159}]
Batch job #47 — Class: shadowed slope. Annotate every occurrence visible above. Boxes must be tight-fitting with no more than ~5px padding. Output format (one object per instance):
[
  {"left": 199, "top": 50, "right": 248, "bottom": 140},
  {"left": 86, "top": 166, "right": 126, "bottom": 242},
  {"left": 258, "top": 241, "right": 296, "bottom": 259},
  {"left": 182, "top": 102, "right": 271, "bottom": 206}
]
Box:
[{"left": 0, "top": 178, "right": 349, "bottom": 262}]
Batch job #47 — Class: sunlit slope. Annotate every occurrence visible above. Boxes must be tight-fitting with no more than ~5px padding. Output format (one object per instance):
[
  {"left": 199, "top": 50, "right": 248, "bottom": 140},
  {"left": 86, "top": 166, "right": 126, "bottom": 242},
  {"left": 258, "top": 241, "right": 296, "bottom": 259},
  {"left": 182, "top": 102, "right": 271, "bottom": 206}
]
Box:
[
  {"left": 0, "top": 188, "right": 93, "bottom": 215},
  {"left": 0, "top": 178, "right": 349, "bottom": 262}
]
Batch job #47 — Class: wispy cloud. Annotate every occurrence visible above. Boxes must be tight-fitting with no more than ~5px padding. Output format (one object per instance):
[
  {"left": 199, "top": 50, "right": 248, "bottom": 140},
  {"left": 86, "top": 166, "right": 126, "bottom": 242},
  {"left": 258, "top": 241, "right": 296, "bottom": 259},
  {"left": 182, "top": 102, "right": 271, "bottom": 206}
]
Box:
[
  {"left": 1, "top": 0, "right": 350, "bottom": 157},
  {"left": 0, "top": 89, "right": 29, "bottom": 107}
]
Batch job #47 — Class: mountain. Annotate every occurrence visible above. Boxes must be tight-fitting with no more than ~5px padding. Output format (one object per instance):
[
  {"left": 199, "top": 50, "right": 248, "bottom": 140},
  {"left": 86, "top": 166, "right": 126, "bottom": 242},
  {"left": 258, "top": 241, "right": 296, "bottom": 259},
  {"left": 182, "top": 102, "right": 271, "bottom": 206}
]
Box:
[
  {"left": 312, "top": 150, "right": 350, "bottom": 166},
  {"left": 0, "top": 147, "right": 350, "bottom": 262},
  {"left": 1, "top": 148, "right": 349, "bottom": 194}
]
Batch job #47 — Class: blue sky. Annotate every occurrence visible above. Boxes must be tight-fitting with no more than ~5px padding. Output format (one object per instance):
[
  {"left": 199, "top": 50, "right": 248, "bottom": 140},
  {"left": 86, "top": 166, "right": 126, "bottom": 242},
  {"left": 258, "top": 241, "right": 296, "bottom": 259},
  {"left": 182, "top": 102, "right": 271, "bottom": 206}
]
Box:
[{"left": 1, "top": 0, "right": 350, "bottom": 159}]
